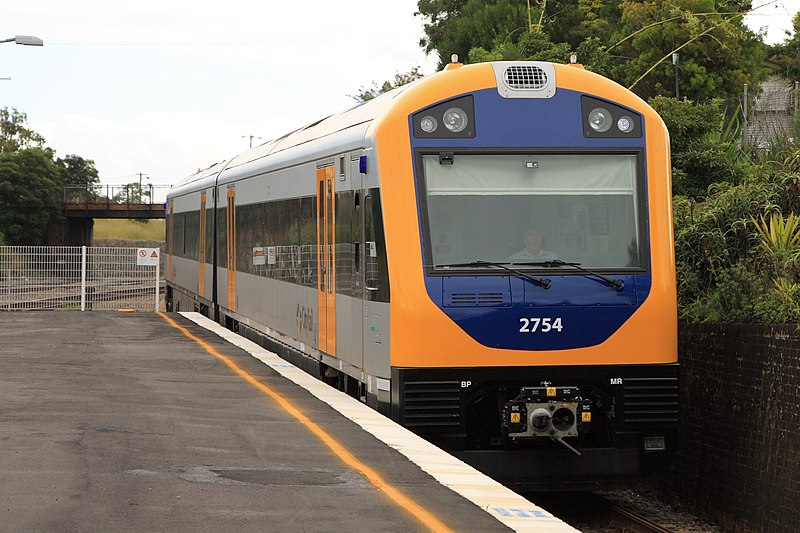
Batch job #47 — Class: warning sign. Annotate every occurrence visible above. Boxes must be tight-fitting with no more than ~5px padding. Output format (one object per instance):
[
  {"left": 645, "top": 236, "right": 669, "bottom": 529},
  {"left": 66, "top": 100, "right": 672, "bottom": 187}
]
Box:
[
  {"left": 253, "top": 246, "right": 265, "bottom": 266},
  {"left": 137, "top": 248, "right": 159, "bottom": 266}
]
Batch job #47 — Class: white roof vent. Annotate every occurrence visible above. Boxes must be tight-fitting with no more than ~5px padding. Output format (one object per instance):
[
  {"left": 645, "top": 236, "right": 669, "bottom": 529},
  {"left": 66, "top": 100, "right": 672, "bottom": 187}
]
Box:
[
  {"left": 505, "top": 65, "right": 548, "bottom": 89},
  {"left": 492, "top": 62, "right": 556, "bottom": 99}
]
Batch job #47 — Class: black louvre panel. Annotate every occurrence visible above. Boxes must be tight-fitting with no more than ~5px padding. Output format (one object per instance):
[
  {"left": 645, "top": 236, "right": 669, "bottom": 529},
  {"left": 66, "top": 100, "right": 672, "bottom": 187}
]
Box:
[
  {"left": 403, "top": 380, "right": 461, "bottom": 428},
  {"left": 623, "top": 377, "right": 679, "bottom": 425}
]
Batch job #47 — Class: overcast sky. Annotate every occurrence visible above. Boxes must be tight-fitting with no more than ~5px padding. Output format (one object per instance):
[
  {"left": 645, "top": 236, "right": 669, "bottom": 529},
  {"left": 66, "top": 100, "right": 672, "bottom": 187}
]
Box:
[{"left": 2, "top": 0, "right": 798, "bottom": 191}]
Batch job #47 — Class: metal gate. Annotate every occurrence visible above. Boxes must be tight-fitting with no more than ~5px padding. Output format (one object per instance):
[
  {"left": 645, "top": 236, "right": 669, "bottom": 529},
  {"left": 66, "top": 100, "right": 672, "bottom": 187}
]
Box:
[{"left": 0, "top": 246, "right": 161, "bottom": 311}]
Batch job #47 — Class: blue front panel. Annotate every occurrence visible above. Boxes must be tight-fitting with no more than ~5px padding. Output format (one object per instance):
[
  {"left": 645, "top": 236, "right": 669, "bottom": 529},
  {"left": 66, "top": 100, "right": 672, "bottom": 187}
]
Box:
[
  {"left": 414, "top": 88, "right": 647, "bottom": 150},
  {"left": 427, "top": 274, "right": 649, "bottom": 350},
  {"left": 411, "top": 87, "right": 651, "bottom": 351}
]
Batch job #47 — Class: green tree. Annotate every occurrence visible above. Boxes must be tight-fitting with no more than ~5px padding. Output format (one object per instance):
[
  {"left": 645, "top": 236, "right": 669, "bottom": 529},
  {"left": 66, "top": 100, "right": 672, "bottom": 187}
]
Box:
[
  {"left": 768, "top": 11, "right": 800, "bottom": 79},
  {"left": 417, "top": 0, "right": 528, "bottom": 69},
  {"left": 350, "top": 66, "right": 426, "bottom": 103},
  {"left": 58, "top": 154, "right": 101, "bottom": 203},
  {"left": 612, "top": 1, "right": 766, "bottom": 102},
  {"left": 57, "top": 154, "right": 100, "bottom": 187},
  {"left": 0, "top": 149, "right": 64, "bottom": 245},
  {"left": 0, "top": 107, "right": 46, "bottom": 154},
  {"left": 649, "top": 96, "right": 748, "bottom": 198},
  {"left": 416, "top": 0, "right": 768, "bottom": 102}
]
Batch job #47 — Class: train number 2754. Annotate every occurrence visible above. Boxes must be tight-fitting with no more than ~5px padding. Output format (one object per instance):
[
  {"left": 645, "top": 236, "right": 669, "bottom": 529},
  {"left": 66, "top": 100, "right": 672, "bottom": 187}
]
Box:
[{"left": 519, "top": 317, "right": 563, "bottom": 333}]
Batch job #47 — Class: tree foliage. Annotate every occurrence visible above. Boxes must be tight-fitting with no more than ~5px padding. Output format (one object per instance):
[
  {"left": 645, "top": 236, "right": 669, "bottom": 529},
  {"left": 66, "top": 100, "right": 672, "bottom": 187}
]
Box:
[
  {"left": 350, "top": 67, "right": 426, "bottom": 103},
  {"left": 649, "top": 96, "right": 748, "bottom": 199},
  {"left": 416, "top": 0, "right": 768, "bottom": 102},
  {"left": 0, "top": 108, "right": 46, "bottom": 154},
  {"left": 674, "top": 148, "right": 800, "bottom": 323},
  {"left": 0, "top": 148, "right": 64, "bottom": 246},
  {"left": 0, "top": 107, "right": 103, "bottom": 245},
  {"left": 768, "top": 11, "right": 800, "bottom": 79},
  {"left": 57, "top": 154, "right": 100, "bottom": 187}
]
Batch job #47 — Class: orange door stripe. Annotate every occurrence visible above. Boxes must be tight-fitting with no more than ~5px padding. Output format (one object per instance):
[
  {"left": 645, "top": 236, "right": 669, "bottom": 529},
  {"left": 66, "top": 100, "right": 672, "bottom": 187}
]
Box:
[{"left": 158, "top": 312, "right": 454, "bottom": 533}]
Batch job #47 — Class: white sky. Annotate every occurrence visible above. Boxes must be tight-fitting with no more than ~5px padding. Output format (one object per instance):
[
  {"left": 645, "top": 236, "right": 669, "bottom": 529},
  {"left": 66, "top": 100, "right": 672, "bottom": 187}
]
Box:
[{"left": 2, "top": 0, "right": 798, "bottom": 189}]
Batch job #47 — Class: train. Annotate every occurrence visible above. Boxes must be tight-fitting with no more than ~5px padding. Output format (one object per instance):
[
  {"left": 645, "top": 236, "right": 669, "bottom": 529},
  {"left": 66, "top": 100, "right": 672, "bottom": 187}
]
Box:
[{"left": 165, "top": 59, "right": 679, "bottom": 491}]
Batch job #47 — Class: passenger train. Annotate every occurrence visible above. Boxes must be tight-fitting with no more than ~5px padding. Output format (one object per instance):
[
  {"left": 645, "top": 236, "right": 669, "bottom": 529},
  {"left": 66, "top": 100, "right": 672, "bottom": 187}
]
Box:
[{"left": 166, "top": 59, "right": 679, "bottom": 490}]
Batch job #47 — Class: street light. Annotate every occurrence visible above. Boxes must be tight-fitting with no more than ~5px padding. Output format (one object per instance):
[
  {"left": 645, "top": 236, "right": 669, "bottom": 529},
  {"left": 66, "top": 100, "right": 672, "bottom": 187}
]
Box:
[{"left": 1, "top": 35, "right": 44, "bottom": 47}]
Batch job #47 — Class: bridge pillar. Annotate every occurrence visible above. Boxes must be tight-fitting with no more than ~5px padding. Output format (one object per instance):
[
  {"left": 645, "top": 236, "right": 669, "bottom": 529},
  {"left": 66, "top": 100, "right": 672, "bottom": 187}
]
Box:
[{"left": 46, "top": 218, "right": 94, "bottom": 246}]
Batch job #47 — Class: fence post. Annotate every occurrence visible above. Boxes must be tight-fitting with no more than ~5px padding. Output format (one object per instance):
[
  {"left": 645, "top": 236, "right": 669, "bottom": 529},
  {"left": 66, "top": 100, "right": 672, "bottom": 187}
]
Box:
[{"left": 80, "top": 245, "right": 87, "bottom": 311}]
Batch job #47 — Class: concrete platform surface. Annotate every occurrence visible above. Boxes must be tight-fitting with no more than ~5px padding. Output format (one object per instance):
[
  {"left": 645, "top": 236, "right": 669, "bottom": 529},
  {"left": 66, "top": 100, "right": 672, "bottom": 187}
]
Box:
[{"left": 0, "top": 312, "right": 576, "bottom": 532}]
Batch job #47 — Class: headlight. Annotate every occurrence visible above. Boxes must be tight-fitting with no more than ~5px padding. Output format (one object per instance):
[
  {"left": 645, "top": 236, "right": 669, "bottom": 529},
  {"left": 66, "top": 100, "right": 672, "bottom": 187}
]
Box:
[
  {"left": 442, "top": 107, "right": 469, "bottom": 133},
  {"left": 617, "top": 115, "right": 634, "bottom": 133},
  {"left": 588, "top": 107, "right": 612, "bottom": 133},
  {"left": 419, "top": 115, "right": 438, "bottom": 133}
]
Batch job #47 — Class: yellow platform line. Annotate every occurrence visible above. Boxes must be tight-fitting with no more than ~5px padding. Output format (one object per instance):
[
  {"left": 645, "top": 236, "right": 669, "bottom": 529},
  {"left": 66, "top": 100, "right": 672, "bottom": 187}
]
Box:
[{"left": 158, "top": 312, "right": 455, "bottom": 533}]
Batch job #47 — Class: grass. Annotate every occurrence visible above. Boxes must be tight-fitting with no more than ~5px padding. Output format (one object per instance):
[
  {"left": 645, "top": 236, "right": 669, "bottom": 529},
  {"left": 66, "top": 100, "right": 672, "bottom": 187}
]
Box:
[{"left": 93, "top": 219, "right": 165, "bottom": 241}]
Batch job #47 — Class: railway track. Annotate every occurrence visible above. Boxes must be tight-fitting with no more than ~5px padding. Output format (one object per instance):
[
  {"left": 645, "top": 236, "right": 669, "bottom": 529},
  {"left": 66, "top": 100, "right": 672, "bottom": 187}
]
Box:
[
  {"left": 530, "top": 492, "right": 676, "bottom": 533},
  {"left": 606, "top": 500, "right": 674, "bottom": 533},
  {"left": 0, "top": 280, "right": 163, "bottom": 311}
]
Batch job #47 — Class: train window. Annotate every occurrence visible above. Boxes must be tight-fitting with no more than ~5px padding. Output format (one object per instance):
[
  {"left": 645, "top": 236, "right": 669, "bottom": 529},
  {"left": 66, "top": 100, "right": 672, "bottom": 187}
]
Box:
[
  {"left": 216, "top": 205, "right": 226, "bottom": 268},
  {"left": 364, "top": 190, "right": 390, "bottom": 302},
  {"left": 354, "top": 192, "right": 361, "bottom": 275},
  {"left": 184, "top": 210, "right": 200, "bottom": 260},
  {"left": 205, "top": 204, "right": 213, "bottom": 265},
  {"left": 335, "top": 191, "right": 355, "bottom": 296},
  {"left": 173, "top": 213, "right": 185, "bottom": 258},
  {"left": 420, "top": 153, "right": 644, "bottom": 271}
]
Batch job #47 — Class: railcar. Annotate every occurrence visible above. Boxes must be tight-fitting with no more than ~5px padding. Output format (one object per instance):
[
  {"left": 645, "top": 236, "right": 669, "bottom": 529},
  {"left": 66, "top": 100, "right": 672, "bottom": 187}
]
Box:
[{"left": 165, "top": 59, "right": 678, "bottom": 490}]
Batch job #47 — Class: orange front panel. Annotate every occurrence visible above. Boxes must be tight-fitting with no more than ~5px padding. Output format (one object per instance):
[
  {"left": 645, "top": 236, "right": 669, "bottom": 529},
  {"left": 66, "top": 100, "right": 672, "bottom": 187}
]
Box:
[{"left": 372, "top": 62, "right": 677, "bottom": 369}]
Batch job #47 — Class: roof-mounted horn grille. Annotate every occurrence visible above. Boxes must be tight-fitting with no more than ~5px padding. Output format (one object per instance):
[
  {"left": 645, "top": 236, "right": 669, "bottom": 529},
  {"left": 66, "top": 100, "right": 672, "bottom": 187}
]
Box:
[
  {"left": 504, "top": 65, "right": 548, "bottom": 90},
  {"left": 492, "top": 62, "right": 556, "bottom": 99}
]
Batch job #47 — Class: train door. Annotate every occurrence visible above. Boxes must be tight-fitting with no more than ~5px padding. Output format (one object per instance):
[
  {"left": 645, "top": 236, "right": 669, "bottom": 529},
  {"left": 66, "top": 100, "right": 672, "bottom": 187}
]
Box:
[
  {"left": 226, "top": 186, "right": 237, "bottom": 311},
  {"left": 167, "top": 200, "right": 174, "bottom": 281},
  {"left": 349, "top": 155, "right": 364, "bottom": 372},
  {"left": 316, "top": 164, "right": 336, "bottom": 356},
  {"left": 198, "top": 191, "right": 206, "bottom": 297}
]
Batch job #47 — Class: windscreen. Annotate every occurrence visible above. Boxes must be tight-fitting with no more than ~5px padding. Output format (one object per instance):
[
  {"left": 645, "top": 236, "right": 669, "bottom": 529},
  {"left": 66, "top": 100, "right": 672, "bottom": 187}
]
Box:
[{"left": 421, "top": 153, "right": 643, "bottom": 270}]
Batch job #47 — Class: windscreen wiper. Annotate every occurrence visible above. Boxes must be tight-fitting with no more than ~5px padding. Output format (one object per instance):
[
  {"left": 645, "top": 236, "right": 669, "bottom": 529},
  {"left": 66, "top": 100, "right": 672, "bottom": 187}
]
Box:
[
  {"left": 515, "top": 260, "right": 624, "bottom": 291},
  {"left": 436, "top": 261, "right": 551, "bottom": 289}
]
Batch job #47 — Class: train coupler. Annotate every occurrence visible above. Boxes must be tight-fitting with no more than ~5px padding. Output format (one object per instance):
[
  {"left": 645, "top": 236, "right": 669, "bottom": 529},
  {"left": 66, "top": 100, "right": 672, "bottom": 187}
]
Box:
[{"left": 502, "top": 383, "right": 592, "bottom": 455}]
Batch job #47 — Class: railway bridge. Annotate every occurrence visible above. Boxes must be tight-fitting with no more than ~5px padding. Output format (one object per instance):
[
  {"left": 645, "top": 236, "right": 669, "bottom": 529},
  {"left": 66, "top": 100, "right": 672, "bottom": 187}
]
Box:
[{"left": 48, "top": 184, "right": 171, "bottom": 246}]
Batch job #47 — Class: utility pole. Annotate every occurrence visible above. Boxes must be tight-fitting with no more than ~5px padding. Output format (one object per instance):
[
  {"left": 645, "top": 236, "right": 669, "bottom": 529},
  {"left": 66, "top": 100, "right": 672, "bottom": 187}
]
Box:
[
  {"left": 136, "top": 172, "right": 149, "bottom": 202},
  {"left": 672, "top": 53, "right": 679, "bottom": 101},
  {"left": 242, "top": 135, "right": 262, "bottom": 148}
]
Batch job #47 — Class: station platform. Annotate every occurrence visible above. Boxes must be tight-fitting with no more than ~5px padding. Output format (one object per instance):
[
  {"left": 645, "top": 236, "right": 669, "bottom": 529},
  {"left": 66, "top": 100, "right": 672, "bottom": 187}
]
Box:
[{"left": 0, "top": 311, "right": 578, "bottom": 532}]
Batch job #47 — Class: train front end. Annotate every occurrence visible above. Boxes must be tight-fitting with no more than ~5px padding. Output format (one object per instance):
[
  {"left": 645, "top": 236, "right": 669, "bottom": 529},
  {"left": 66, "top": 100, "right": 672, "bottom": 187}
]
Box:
[{"left": 375, "top": 61, "right": 678, "bottom": 490}]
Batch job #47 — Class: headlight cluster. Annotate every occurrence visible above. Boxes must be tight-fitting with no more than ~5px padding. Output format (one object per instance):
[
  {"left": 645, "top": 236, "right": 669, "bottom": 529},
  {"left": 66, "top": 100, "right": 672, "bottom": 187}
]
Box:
[
  {"left": 582, "top": 96, "right": 642, "bottom": 139},
  {"left": 413, "top": 95, "right": 475, "bottom": 139}
]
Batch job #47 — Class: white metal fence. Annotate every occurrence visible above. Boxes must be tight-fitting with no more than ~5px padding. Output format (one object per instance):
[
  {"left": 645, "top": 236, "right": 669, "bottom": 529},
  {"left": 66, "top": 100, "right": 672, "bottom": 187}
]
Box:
[{"left": 0, "top": 246, "right": 161, "bottom": 312}]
